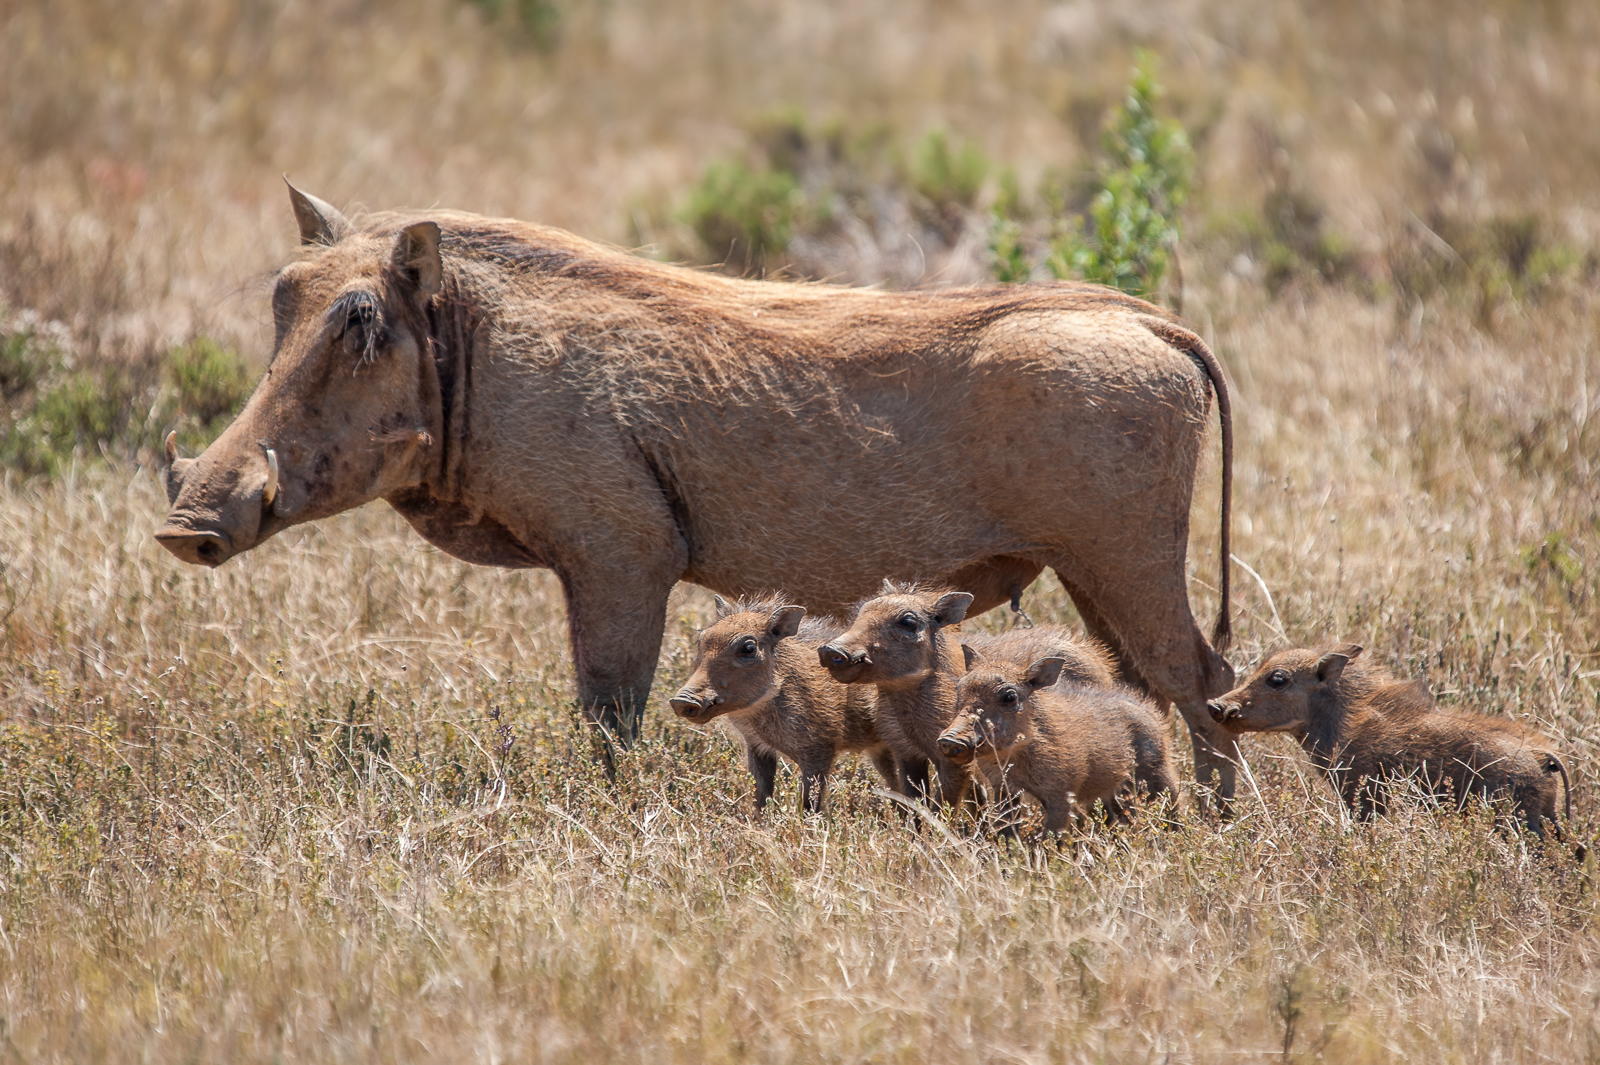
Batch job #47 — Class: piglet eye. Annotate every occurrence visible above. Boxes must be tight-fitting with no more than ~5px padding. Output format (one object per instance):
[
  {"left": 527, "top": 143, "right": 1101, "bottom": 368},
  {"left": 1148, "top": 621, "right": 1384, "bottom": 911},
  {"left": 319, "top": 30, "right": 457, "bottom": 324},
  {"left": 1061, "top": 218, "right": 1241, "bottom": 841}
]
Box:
[
  {"left": 898, "top": 614, "right": 920, "bottom": 630},
  {"left": 736, "top": 638, "right": 758, "bottom": 657},
  {"left": 1000, "top": 688, "right": 1018, "bottom": 705},
  {"left": 1267, "top": 669, "right": 1290, "bottom": 689}
]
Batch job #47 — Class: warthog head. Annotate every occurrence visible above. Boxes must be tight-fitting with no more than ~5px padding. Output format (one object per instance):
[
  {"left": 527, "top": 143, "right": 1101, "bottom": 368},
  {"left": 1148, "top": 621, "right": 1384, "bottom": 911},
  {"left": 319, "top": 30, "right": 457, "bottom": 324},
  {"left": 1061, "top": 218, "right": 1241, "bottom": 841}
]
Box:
[
  {"left": 817, "top": 582, "right": 972, "bottom": 688},
  {"left": 940, "top": 649, "right": 1068, "bottom": 764},
  {"left": 156, "top": 184, "right": 445, "bottom": 567},
  {"left": 669, "top": 597, "right": 806, "bottom": 723},
  {"left": 1206, "top": 644, "right": 1364, "bottom": 734}
]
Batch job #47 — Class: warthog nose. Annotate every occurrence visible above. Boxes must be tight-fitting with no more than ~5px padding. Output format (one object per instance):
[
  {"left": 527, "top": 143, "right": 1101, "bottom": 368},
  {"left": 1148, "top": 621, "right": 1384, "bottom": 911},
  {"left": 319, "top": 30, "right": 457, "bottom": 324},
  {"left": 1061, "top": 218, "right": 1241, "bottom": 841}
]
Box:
[
  {"left": 1207, "top": 700, "right": 1236, "bottom": 723},
  {"left": 938, "top": 735, "right": 971, "bottom": 757},
  {"left": 154, "top": 527, "right": 232, "bottom": 568},
  {"left": 669, "top": 693, "right": 706, "bottom": 718},
  {"left": 818, "top": 644, "right": 866, "bottom": 669}
]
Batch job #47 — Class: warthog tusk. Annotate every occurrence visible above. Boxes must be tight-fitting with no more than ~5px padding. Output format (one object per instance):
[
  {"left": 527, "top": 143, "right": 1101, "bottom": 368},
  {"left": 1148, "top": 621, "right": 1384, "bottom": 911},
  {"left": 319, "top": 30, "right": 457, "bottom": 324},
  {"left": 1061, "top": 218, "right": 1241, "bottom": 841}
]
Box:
[
  {"left": 164, "top": 430, "right": 178, "bottom": 464},
  {"left": 262, "top": 446, "right": 279, "bottom": 507}
]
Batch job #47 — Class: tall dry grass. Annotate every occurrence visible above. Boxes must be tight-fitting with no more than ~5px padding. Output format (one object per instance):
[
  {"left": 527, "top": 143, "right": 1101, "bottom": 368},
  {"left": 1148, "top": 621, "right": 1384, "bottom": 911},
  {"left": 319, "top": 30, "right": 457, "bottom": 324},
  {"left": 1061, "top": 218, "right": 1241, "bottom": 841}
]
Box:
[{"left": 2, "top": 0, "right": 1600, "bottom": 1060}]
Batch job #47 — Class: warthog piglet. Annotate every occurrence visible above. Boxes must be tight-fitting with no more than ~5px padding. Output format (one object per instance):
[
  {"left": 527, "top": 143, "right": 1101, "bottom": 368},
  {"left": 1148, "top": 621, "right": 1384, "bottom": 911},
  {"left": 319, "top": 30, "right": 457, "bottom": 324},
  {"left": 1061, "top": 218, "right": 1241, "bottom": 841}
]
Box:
[
  {"left": 818, "top": 581, "right": 1116, "bottom": 808},
  {"left": 1208, "top": 644, "right": 1573, "bottom": 840},
  {"left": 940, "top": 649, "right": 1179, "bottom": 835},
  {"left": 671, "top": 596, "right": 893, "bottom": 812}
]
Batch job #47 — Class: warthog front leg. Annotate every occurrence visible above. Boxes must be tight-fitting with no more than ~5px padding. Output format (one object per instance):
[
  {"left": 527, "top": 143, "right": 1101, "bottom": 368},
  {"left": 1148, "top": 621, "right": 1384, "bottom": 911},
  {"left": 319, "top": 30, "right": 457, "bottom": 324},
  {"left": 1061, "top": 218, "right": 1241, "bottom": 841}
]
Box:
[
  {"left": 747, "top": 748, "right": 779, "bottom": 811},
  {"left": 559, "top": 564, "right": 677, "bottom": 749}
]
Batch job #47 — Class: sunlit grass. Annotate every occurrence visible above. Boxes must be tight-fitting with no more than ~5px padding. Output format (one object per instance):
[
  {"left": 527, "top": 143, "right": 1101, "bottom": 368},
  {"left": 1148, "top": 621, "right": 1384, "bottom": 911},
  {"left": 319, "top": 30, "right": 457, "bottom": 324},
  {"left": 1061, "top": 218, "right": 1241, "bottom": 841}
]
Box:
[{"left": 3, "top": 0, "right": 1600, "bottom": 1059}]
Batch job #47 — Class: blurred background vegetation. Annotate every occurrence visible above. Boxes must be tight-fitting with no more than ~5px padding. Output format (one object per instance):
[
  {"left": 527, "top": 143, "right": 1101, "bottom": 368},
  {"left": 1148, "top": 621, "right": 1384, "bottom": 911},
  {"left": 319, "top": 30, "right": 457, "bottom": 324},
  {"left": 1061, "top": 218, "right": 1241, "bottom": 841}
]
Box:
[{"left": 3, "top": 1, "right": 1599, "bottom": 480}]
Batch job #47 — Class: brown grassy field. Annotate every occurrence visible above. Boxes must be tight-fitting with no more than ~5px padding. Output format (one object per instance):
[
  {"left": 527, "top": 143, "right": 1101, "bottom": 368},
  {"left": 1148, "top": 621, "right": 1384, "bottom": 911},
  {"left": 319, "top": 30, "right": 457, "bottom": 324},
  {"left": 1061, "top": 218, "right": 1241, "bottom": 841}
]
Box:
[{"left": 2, "top": 1, "right": 1600, "bottom": 1060}]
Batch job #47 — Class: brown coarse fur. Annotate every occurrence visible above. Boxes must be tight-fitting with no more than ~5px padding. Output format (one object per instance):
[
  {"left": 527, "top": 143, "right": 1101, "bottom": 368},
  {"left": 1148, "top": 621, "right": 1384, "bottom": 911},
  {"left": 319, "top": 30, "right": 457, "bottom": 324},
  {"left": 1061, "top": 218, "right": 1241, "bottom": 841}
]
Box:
[
  {"left": 156, "top": 191, "right": 1235, "bottom": 789},
  {"left": 669, "top": 596, "right": 891, "bottom": 812},
  {"left": 940, "top": 655, "right": 1180, "bottom": 836},
  {"left": 1209, "top": 645, "right": 1573, "bottom": 839},
  {"left": 818, "top": 583, "right": 1116, "bottom": 808}
]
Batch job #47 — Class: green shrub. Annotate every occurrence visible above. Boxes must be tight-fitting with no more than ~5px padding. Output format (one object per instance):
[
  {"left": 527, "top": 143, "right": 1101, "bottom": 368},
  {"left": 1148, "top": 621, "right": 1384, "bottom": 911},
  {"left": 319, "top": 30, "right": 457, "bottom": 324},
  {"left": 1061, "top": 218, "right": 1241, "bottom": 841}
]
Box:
[
  {"left": 1386, "top": 209, "right": 1585, "bottom": 312},
  {"left": 1044, "top": 53, "right": 1194, "bottom": 298},
  {"left": 682, "top": 160, "right": 803, "bottom": 275},
  {"left": 469, "top": 0, "right": 561, "bottom": 52},
  {"left": 910, "top": 129, "right": 987, "bottom": 211},
  {"left": 0, "top": 327, "right": 50, "bottom": 402},
  {"left": 168, "top": 337, "right": 249, "bottom": 427},
  {"left": 2, "top": 370, "right": 129, "bottom": 477},
  {"left": 989, "top": 216, "right": 1030, "bottom": 283}
]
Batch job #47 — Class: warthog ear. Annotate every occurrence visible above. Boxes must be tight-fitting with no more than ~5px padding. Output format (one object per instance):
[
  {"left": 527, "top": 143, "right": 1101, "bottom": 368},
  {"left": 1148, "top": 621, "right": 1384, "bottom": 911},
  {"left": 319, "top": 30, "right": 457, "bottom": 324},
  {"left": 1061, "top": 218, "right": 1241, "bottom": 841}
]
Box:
[
  {"left": 880, "top": 577, "right": 899, "bottom": 596},
  {"left": 1025, "top": 656, "right": 1066, "bottom": 690},
  {"left": 713, "top": 594, "right": 735, "bottom": 618},
  {"left": 932, "top": 592, "right": 974, "bottom": 628},
  {"left": 1315, "top": 645, "right": 1361, "bottom": 683},
  {"left": 285, "top": 178, "right": 351, "bottom": 247},
  {"left": 392, "top": 222, "right": 443, "bottom": 298},
  {"left": 961, "top": 643, "right": 984, "bottom": 671},
  {"left": 767, "top": 605, "right": 805, "bottom": 640}
]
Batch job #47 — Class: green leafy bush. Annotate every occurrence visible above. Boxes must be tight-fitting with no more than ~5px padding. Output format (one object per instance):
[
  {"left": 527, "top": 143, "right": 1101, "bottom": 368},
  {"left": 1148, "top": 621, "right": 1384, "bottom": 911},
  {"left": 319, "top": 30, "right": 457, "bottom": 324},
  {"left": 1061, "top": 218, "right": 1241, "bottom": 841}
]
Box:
[
  {"left": 910, "top": 129, "right": 988, "bottom": 239},
  {"left": 469, "top": 0, "right": 561, "bottom": 52},
  {"left": 989, "top": 217, "right": 1030, "bottom": 283},
  {"left": 0, "top": 324, "right": 250, "bottom": 479},
  {"left": 1045, "top": 53, "right": 1194, "bottom": 297},
  {"left": 682, "top": 160, "right": 804, "bottom": 275},
  {"left": 0, "top": 328, "right": 47, "bottom": 402},
  {"left": 169, "top": 336, "right": 249, "bottom": 427}
]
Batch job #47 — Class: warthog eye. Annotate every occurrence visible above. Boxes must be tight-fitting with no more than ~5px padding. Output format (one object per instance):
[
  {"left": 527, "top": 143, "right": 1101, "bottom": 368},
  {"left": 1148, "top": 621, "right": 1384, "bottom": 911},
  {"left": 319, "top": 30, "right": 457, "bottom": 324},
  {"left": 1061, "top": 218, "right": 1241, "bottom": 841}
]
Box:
[
  {"left": 1267, "top": 669, "right": 1290, "bottom": 689},
  {"left": 999, "top": 687, "right": 1019, "bottom": 708},
  {"left": 736, "top": 638, "right": 759, "bottom": 657},
  {"left": 331, "top": 291, "right": 383, "bottom": 368},
  {"left": 898, "top": 613, "right": 920, "bottom": 632}
]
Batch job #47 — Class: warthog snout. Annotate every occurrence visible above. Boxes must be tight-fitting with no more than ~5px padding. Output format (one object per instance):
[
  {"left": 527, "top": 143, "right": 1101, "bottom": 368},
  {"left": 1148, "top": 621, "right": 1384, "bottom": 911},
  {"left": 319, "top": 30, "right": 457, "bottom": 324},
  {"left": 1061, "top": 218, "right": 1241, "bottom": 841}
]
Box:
[
  {"left": 937, "top": 734, "right": 975, "bottom": 763},
  {"left": 817, "top": 643, "right": 867, "bottom": 668},
  {"left": 153, "top": 528, "right": 232, "bottom": 568},
  {"left": 669, "top": 691, "right": 722, "bottom": 719},
  {"left": 817, "top": 643, "right": 870, "bottom": 682},
  {"left": 1207, "top": 699, "right": 1240, "bottom": 724}
]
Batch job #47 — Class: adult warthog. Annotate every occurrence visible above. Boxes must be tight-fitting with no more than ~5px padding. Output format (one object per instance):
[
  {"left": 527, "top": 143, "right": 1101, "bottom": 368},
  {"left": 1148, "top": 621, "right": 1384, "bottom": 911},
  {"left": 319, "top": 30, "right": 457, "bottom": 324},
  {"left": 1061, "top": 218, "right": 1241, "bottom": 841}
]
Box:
[{"left": 158, "top": 187, "right": 1239, "bottom": 797}]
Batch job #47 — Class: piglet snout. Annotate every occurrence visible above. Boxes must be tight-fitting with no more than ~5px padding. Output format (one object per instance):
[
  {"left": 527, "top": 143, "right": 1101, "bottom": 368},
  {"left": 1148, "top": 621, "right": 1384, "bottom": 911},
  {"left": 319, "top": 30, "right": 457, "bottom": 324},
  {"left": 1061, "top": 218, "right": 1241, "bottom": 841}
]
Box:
[
  {"left": 818, "top": 644, "right": 868, "bottom": 669},
  {"left": 671, "top": 691, "right": 721, "bottom": 718},
  {"left": 1207, "top": 699, "right": 1239, "bottom": 724}
]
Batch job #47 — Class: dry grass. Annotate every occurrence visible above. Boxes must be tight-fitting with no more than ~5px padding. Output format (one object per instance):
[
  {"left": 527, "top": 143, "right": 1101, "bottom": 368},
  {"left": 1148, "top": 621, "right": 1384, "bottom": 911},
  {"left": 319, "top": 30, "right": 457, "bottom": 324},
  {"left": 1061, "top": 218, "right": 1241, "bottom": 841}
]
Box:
[{"left": 3, "top": 0, "right": 1600, "bottom": 1060}]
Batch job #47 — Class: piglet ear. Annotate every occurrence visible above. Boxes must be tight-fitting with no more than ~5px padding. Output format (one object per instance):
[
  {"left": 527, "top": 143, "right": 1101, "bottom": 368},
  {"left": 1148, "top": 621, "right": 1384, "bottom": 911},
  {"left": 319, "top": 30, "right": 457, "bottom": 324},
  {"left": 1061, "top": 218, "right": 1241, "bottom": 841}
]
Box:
[
  {"left": 1314, "top": 649, "right": 1357, "bottom": 684},
  {"left": 1024, "top": 656, "right": 1066, "bottom": 690},
  {"left": 392, "top": 221, "right": 443, "bottom": 298},
  {"left": 713, "top": 594, "right": 735, "bottom": 618},
  {"left": 961, "top": 643, "right": 984, "bottom": 672},
  {"left": 932, "top": 592, "right": 973, "bottom": 628},
  {"left": 767, "top": 605, "right": 805, "bottom": 640},
  {"left": 880, "top": 577, "right": 898, "bottom": 596}
]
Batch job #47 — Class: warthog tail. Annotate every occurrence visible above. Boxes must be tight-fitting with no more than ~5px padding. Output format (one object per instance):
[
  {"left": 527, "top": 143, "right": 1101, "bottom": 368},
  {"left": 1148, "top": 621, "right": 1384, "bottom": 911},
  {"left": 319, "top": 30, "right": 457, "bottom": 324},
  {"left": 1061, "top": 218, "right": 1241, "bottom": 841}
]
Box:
[{"left": 1143, "top": 318, "right": 1233, "bottom": 654}]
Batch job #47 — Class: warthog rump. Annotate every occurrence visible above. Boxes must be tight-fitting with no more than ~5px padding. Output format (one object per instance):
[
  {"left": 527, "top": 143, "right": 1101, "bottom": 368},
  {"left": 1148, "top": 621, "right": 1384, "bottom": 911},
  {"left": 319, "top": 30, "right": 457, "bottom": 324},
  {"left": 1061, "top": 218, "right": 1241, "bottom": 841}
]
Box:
[{"left": 158, "top": 186, "right": 1236, "bottom": 785}]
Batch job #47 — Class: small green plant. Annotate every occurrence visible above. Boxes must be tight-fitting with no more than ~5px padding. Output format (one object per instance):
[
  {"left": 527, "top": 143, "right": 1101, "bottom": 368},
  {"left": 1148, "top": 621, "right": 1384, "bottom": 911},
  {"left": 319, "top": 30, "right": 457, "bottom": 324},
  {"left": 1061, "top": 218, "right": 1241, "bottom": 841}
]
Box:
[
  {"left": 910, "top": 129, "right": 988, "bottom": 240},
  {"left": 682, "top": 160, "right": 803, "bottom": 275},
  {"left": 168, "top": 337, "right": 249, "bottom": 427},
  {"left": 989, "top": 216, "right": 1030, "bottom": 283},
  {"left": 1044, "top": 53, "right": 1194, "bottom": 298},
  {"left": 0, "top": 327, "right": 49, "bottom": 402},
  {"left": 910, "top": 129, "right": 987, "bottom": 211},
  {"left": 470, "top": 0, "right": 561, "bottom": 52},
  {"left": 2, "top": 370, "right": 129, "bottom": 477}
]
